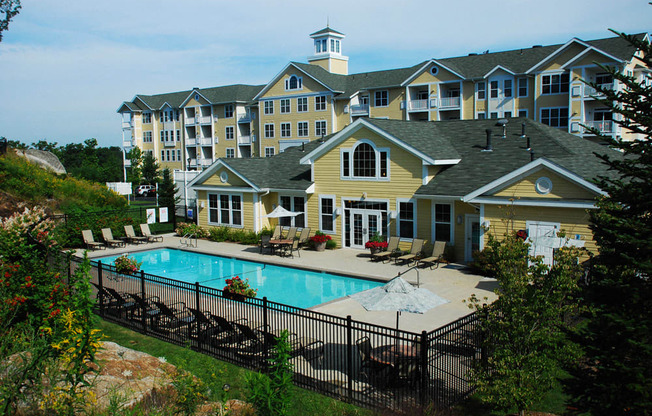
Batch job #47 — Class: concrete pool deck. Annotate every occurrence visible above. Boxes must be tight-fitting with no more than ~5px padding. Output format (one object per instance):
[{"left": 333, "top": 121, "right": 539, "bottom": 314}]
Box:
[{"left": 83, "top": 233, "right": 498, "bottom": 333}]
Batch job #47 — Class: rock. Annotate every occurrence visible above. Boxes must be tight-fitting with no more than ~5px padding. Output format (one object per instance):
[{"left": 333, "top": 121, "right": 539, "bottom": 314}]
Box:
[{"left": 15, "top": 148, "right": 66, "bottom": 174}]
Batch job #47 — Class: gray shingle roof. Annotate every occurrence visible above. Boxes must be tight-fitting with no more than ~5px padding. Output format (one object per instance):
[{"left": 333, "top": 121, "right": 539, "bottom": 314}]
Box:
[
  {"left": 134, "top": 90, "right": 193, "bottom": 110},
  {"left": 310, "top": 27, "right": 345, "bottom": 37}
]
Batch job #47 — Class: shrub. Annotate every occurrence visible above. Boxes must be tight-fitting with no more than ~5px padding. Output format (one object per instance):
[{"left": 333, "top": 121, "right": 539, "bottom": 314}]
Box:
[
  {"left": 310, "top": 230, "right": 332, "bottom": 244},
  {"left": 326, "top": 239, "right": 337, "bottom": 250},
  {"left": 208, "top": 226, "right": 231, "bottom": 242},
  {"left": 53, "top": 212, "right": 134, "bottom": 248},
  {"left": 175, "top": 222, "right": 207, "bottom": 238}
]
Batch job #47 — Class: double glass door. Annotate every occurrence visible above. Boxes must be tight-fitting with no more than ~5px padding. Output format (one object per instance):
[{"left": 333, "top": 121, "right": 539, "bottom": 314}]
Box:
[{"left": 350, "top": 209, "right": 381, "bottom": 249}]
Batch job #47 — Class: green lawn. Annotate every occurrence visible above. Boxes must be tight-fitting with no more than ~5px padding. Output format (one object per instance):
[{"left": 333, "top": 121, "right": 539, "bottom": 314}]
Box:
[{"left": 96, "top": 318, "right": 371, "bottom": 416}]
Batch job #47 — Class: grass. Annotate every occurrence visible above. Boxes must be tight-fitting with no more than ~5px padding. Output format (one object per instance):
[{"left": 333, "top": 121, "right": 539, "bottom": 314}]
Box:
[{"left": 96, "top": 318, "right": 372, "bottom": 416}]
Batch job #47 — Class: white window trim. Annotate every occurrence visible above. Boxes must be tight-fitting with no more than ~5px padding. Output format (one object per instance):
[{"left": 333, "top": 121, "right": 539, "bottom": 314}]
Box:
[
  {"left": 280, "top": 98, "right": 291, "bottom": 114},
  {"left": 225, "top": 147, "right": 235, "bottom": 158},
  {"left": 297, "top": 97, "right": 308, "bottom": 113},
  {"left": 339, "top": 140, "right": 391, "bottom": 181},
  {"left": 297, "top": 121, "right": 309, "bottom": 137},
  {"left": 396, "top": 198, "right": 417, "bottom": 241},
  {"left": 518, "top": 109, "right": 529, "bottom": 118},
  {"left": 264, "top": 123, "right": 275, "bottom": 139},
  {"left": 318, "top": 194, "right": 336, "bottom": 234},
  {"left": 208, "top": 192, "right": 244, "bottom": 228},
  {"left": 517, "top": 78, "right": 529, "bottom": 98},
  {"left": 263, "top": 100, "right": 274, "bottom": 115},
  {"left": 315, "top": 120, "right": 327, "bottom": 137},
  {"left": 224, "top": 104, "right": 234, "bottom": 118},
  {"left": 278, "top": 194, "right": 307, "bottom": 228},
  {"left": 374, "top": 90, "right": 389, "bottom": 107},
  {"left": 264, "top": 147, "right": 275, "bottom": 157},
  {"left": 476, "top": 82, "right": 486, "bottom": 100},
  {"left": 314, "top": 95, "right": 327, "bottom": 112},
  {"left": 432, "top": 202, "right": 454, "bottom": 245},
  {"left": 280, "top": 122, "right": 292, "bottom": 138},
  {"left": 540, "top": 72, "right": 570, "bottom": 96},
  {"left": 284, "top": 75, "right": 303, "bottom": 91},
  {"left": 540, "top": 107, "right": 569, "bottom": 128},
  {"left": 476, "top": 112, "right": 486, "bottom": 120},
  {"left": 225, "top": 126, "right": 234, "bottom": 140}
]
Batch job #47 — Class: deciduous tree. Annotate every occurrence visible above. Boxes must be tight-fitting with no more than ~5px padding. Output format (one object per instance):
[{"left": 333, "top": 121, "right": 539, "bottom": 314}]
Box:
[{"left": 0, "top": 0, "right": 20, "bottom": 42}]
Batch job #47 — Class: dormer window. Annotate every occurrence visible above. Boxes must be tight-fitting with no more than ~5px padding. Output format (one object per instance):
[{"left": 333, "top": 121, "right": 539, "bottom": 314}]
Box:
[
  {"left": 341, "top": 141, "right": 389, "bottom": 180},
  {"left": 285, "top": 75, "right": 303, "bottom": 91}
]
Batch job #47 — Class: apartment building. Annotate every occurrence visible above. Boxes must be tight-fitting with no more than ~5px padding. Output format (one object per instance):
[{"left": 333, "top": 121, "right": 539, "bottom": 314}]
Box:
[{"left": 118, "top": 27, "right": 650, "bottom": 169}]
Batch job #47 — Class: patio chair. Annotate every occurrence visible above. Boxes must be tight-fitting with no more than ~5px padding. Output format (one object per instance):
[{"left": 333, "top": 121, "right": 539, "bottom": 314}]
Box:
[
  {"left": 280, "top": 238, "right": 301, "bottom": 258},
  {"left": 101, "top": 228, "right": 125, "bottom": 248},
  {"left": 418, "top": 241, "right": 447, "bottom": 269},
  {"left": 140, "top": 223, "right": 163, "bottom": 242},
  {"left": 82, "top": 230, "right": 105, "bottom": 250},
  {"left": 270, "top": 225, "right": 281, "bottom": 240},
  {"left": 104, "top": 287, "right": 137, "bottom": 317},
  {"left": 186, "top": 307, "right": 234, "bottom": 344},
  {"left": 124, "top": 225, "right": 147, "bottom": 244},
  {"left": 259, "top": 234, "right": 273, "bottom": 254},
  {"left": 297, "top": 227, "right": 311, "bottom": 247},
  {"left": 395, "top": 238, "right": 425, "bottom": 266},
  {"left": 129, "top": 292, "right": 162, "bottom": 325},
  {"left": 370, "top": 236, "right": 400, "bottom": 263},
  {"left": 233, "top": 322, "right": 270, "bottom": 357},
  {"left": 90, "top": 282, "right": 119, "bottom": 312},
  {"left": 356, "top": 336, "right": 393, "bottom": 388},
  {"left": 152, "top": 300, "right": 195, "bottom": 331}
]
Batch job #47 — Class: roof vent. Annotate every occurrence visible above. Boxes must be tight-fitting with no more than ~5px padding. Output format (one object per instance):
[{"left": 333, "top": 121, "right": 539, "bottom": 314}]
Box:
[
  {"left": 319, "top": 133, "right": 325, "bottom": 143},
  {"left": 526, "top": 136, "right": 531, "bottom": 150},
  {"left": 301, "top": 142, "right": 305, "bottom": 152},
  {"left": 468, "top": 53, "right": 478, "bottom": 56},
  {"left": 482, "top": 129, "right": 493, "bottom": 152},
  {"left": 521, "top": 122, "right": 526, "bottom": 138},
  {"left": 496, "top": 119, "right": 508, "bottom": 139},
  {"left": 530, "top": 149, "right": 535, "bottom": 161},
  {"left": 532, "top": 45, "right": 542, "bottom": 48}
]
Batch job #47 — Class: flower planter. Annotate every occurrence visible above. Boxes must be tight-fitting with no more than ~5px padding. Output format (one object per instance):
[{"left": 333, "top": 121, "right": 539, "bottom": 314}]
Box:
[
  {"left": 223, "top": 292, "right": 246, "bottom": 302},
  {"left": 314, "top": 241, "right": 327, "bottom": 252}
]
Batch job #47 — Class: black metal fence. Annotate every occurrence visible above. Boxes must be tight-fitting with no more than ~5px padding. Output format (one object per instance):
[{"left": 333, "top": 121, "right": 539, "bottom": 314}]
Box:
[{"left": 64, "top": 254, "right": 481, "bottom": 412}]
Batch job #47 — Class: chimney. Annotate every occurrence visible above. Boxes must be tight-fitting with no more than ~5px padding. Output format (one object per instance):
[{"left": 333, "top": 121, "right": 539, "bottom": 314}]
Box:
[
  {"left": 521, "top": 122, "right": 526, "bottom": 138},
  {"left": 483, "top": 129, "right": 493, "bottom": 152}
]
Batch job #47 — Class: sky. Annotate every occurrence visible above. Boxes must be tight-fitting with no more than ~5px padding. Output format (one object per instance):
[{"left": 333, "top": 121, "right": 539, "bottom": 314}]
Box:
[{"left": 0, "top": 0, "right": 649, "bottom": 148}]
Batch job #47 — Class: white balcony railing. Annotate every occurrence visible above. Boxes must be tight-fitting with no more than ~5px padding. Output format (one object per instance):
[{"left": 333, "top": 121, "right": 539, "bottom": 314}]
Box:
[
  {"left": 238, "top": 135, "right": 252, "bottom": 145},
  {"left": 121, "top": 121, "right": 133, "bottom": 129},
  {"left": 350, "top": 104, "right": 370, "bottom": 115},
  {"left": 201, "top": 159, "right": 213, "bottom": 167},
  {"left": 584, "top": 83, "right": 614, "bottom": 98},
  {"left": 585, "top": 120, "right": 613, "bottom": 133},
  {"left": 200, "top": 116, "right": 212, "bottom": 124},
  {"left": 122, "top": 139, "right": 134, "bottom": 148},
  {"left": 407, "top": 99, "right": 429, "bottom": 111},
  {"left": 439, "top": 96, "right": 461, "bottom": 108},
  {"left": 124, "top": 159, "right": 132, "bottom": 167},
  {"left": 200, "top": 137, "right": 212, "bottom": 146},
  {"left": 184, "top": 117, "right": 195, "bottom": 125},
  {"left": 237, "top": 112, "right": 251, "bottom": 123},
  {"left": 164, "top": 140, "right": 176, "bottom": 147},
  {"left": 187, "top": 158, "right": 197, "bottom": 166},
  {"left": 185, "top": 138, "right": 196, "bottom": 146}
]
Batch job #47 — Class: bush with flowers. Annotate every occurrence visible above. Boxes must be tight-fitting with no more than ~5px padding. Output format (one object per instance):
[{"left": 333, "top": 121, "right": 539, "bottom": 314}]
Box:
[
  {"left": 223, "top": 276, "right": 258, "bottom": 298},
  {"left": 364, "top": 232, "right": 388, "bottom": 252},
  {"left": 310, "top": 230, "right": 332, "bottom": 244},
  {"left": 114, "top": 254, "right": 142, "bottom": 275}
]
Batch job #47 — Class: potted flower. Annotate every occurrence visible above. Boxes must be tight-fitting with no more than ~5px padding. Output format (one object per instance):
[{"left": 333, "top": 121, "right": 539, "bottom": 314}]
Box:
[
  {"left": 114, "top": 254, "right": 142, "bottom": 275},
  {"left": 223, "top": 276, "right": 258, "bottom": 301},
  {"left": 310, "top": 231, "right": 332, "bottom": 252},
  {"left": 365, "top": 232, "right": 388, "bottom": 255}
]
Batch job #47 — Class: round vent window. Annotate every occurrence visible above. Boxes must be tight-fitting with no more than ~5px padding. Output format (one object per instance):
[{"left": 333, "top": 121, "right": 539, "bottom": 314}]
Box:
[
  {"left": 430, "top": 66, "right": 439, "bottom": 76},
  {"left": 220, "top": 171, "right": 229, "bottom": 183},
  {"left": 195, "top": 93, "right": 200, "bottom": 100},
  {"left": 535, "top": 177, "right": 553, "bottom": 195}
]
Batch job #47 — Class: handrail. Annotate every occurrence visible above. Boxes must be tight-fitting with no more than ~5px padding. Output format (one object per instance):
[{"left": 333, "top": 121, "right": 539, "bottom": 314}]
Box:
[
  {"left": 395, "top": 263, "right": 421, "bottom": 287},
  {"left": 180, "top": 232, "right": 197, "bottom": 248}
]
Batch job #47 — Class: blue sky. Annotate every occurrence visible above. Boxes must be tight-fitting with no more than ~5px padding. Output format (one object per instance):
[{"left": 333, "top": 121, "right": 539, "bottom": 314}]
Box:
[{"left": 0, "top": 0, "right": 649, "bottom": 148}]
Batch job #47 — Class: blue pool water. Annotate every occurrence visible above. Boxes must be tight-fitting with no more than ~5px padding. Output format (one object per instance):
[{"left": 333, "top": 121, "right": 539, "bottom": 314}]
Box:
[{"left": 98, "top": 248, "right": 382, "bottom": 309}]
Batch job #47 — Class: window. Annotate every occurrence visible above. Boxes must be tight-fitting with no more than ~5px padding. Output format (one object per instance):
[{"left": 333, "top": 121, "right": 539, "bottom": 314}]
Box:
[
  {"left": 285, "top": 75, "right": 302, "bottom": 90},
  {"left": 319, "top": 196, "right": 335, "bottom": 233},
  {"left": 540, "top": 107, "right": 569, "bottom": 128},
  {"left": 341, "top": 142, "right": 389, "bottom": 180},
  {"left": 375, "top": 90, "right": 388, "bottom": 107},
  {"left": 315, "top": 40, "right": 322, "bottom": 53},
  {"left": 143, "top": 112, "right": 152, "bottom": 123},
  {"left": 177, "top": 149, "right": 181, "bottom": 161},
  {"left": 143, "top": 131, "right": 152, "bottom": 142},
  {"left": 224, "top": 105, "right": 233, "bottom": 118},
  {"left": 490, "top": 112, "right": 498, "bottom": 119},
  {"left": 297, "top": 121, "right": 308, "bottom": 137},
  {"left": 542, "top": 73, "right": 570, "bottom": 94},
  {"left": 171, "top": 149, "right": 176, "bottom": 161},
  {"left": 280, "top": 99, "right": 290, "bottom": 114},
  {"left": 297, "top": 97, "right": 308, "bottom": 112},
  {"left": 160, "top": 150, "right": 165, "bottom": 161},
  {"left": 264, "top": 101, "right": 274, "bottom": 115},
  {"left": 175, "top": 110, "right": 180, "bottom": 121},
  {"left": 504, "top": 80, "right": 513, "bottom": 98},
  {"left": 476, "top": 113, "right": 486, "bottom": 120},
  {"left": 518, "top": 109, "right": 528, "bottom": 118},
  {"left": 225, "top": 148, "right": 235, "bottom": 158},
  {"left": 477, "top": 82, "right": 486, "bottom": 100},
  {"left": 264, "top": 123, "right": 274, "bottom": 138},
  {"left": 315, "top": 120, "right": 327, "bottom": 137},
  {"left": 595, "top": 73, "right": 613, "bottom": 86},
  {"left": 504, "top": 111, "right": 512, "bottom": 118},
  {"left": 315, "top": 96, "right": 326, "bottom": 111},
  {"left": 279, "top": 196, "right": 305, "bottom": 228},
  {"left": 165, "top": 131, "right": 169, "bottom": 142},
  {"left": 208, "top": 194, "right": 242, "bottom": 227},
  {"left": 223, "top": 126, "right": 233, "bottom": 140},
  {"left": 159, "top": 112, "right": 163, "bottom": 123},
  {"left": 264, "top": 147, "right": 275, "bottom": 157},
  {"left": 330, "top": 39, "right": 336, "bottom": 52},
  {"left": 176, "top": 130, "right": 181, "bottom": 141},
  {"left": 434, "top": 204, "right": 451, "bottom": 242},
  {"left": 518, "top": 78, "right": 528, "bottom": 97},
  {"left": 166, "top": 150, "right": 170, "bottom": 161},
  {"left": 490, "top": 81, "right": 499, "bottom": 98},
  {"left": 281, "top": 122, "right": 291, "bottom": 138},
  {"left": 398, "top": 200, "right": 415, "bottom": 239},
  {"left": 160, "top": 131, "right": 164, "bottom": 142}
]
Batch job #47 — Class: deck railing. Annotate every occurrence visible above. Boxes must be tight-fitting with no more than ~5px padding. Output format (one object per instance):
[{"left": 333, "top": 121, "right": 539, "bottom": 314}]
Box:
[{"left": 59, "top": 251, "right": 481, "bottom": 412}]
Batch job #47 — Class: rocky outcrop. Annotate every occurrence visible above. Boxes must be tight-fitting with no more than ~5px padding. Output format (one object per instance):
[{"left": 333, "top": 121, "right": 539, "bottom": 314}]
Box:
[{"left": 15, "top": 148, "right": 66, "bottom": 174}]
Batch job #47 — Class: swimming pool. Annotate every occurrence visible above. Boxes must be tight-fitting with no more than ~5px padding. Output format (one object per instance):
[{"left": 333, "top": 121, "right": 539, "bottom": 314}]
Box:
[{"left": 98, "top": 248, "right": 383, "bottom": 309}]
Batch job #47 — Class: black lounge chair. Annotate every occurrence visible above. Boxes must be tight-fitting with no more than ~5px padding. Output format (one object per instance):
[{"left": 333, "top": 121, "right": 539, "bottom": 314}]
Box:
[
  {"left": 152, "top": 300, "right": 195, "bottom": 331},
  {"left": 104, "top": 287, "right": 137, "bottom": 317},
  {"left": 129, "top": 292, "right": 162, "bottom": 325}
]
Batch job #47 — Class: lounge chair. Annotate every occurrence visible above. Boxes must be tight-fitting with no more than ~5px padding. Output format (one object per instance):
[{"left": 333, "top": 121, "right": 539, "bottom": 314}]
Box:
[
  {"left": 418, "top": 241, "right": 447, "bottom": 269},
  {"left": 152, "top": 300, "right": 195, "bottom": 330},
  {"left": 104, "top": 287, "right": 137, "bottom": 317},
  {"left": 129, "top": 292, "right": 162, "bottom": 325},
  {"left": 233, "top": 322, "right": 270, "bottom": 357},
  {"left": 90, "top": 282, "right": 119, "bottom": 312},
  {"left": 370, "top": 236, "right": 400, "bottom": 263},
  {"left": 140, "top": 223, "right": 163, "bottom": 242},
  {"left": 82, "top": 230, "right": 105, "bottom": 250},
  {"left": 186, "top": 308, "right": 241, "bottom": 345},
  {"left": 101, "top": 228, "right": 125, "bottom": 248},
  {"left": 395, "top": 238, "right": 425, "bottom": 266},
  {"left": 124, "top": 225, "right": 147, "bottom": 244},
  {"left": 297, "top": 227, "right": 311, "bottom": 247}
]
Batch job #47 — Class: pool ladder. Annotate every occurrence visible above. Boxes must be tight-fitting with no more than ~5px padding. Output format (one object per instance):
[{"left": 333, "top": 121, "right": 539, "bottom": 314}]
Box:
[{"left": 180, "top": 232, "right": 197, "bottom": 248}]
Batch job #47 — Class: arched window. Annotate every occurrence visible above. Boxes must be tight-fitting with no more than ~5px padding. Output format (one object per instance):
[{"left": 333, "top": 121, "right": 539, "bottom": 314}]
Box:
[
  {"left": 289, "top": 76, "right": 298, "bottom": 89},
  {"left": 285, "top": 75, "right": 302, "bottom": 91},
  {"left": 353, "top": 143, "right": 376, "bottom": 177}
]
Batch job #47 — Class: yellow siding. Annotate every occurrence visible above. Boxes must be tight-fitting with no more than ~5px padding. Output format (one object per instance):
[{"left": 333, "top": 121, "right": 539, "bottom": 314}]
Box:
[
  {"left": 494, "top": 169, "right": 596, "bottom": 200},
  {"left": 461, "top": 81, "right": 474, "bottom": 118},
  {"left": 260, "top": 192, "right": 278, "bottom": 230},
  {"left": 196, "top": 190, "right": 255, "bottom": 231},
  {"left": 572, "top": 51, "right": 620, "bottom": 68},
  {"left": 368, "top": 87, "right": 404, "bottom": 119},
  {"left": 483, "top": 204, "right": 596, "bottom": 256},
  {"left": 185, "top": 96, "right": 209, "bottom": 107},
  {"left": 263, "top": 68, "right": 328, "bottom": 98},
  {"left": 538, "top": 43, "right": 586, "bottom": 71},
  {"left": 410, "top": 64, "right": 463, "bottom": 85},
  {"left": 416, "top": 199, "right": 431, "bottom": 240},
  {"left": 202, "top": 167, "right": 250, "bottom": 187},
  {"left": 329, "top": 58, "right": 348, "bottom": 75},
  {"left": 452, "top": 202, "right": 479, "bottom": 262}
]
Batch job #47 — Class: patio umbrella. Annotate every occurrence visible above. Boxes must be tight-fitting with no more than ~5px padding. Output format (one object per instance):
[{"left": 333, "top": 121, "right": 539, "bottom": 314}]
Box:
[
  {"left": 264, "top": 205, "right": 300, "bottom": 218},
  {"left": 349, "top": 276, "right": 449, "bottom": 330}
]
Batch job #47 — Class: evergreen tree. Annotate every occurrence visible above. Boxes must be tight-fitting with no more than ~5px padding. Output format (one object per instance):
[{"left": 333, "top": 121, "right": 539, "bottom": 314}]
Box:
[
  {"left": 141, "top": 151, "right": 160, "bottom": 185},
  {"left": 126, "top": 147, "right": 143, "bottom": 187},
  {"left": 568, "top": 31, "right": 652, "bottom": 415},
  {"left": 158, "top": 168, "right": 179, "bottom": 208}
]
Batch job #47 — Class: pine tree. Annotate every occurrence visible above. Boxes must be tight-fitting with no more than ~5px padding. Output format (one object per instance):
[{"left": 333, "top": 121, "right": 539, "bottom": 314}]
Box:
[
  {"left": 158, "top": 168, "right": 178, "bottom": 208},
  {"left": 568, "top": 31, "right": 652, "bottom": 415},
  {"left": 141, "top": 152, "right": 160, "bottom": 185}
]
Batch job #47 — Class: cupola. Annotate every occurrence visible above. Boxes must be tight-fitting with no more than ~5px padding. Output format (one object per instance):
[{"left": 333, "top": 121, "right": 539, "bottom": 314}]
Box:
[{"left": 307, "top": 26, "right": 349, "bottom": 75}]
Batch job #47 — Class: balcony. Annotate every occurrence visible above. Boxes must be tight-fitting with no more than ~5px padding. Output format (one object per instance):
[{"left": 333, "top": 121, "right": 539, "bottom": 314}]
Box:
[
  {"left": 187, "top": 158, "right": 197, "bottom": 167},
  {"left": 199, "top": 137, "right": 212, "bottom": 146},
  {"left": 200, "top": 159, "right": 213, "bottom": 167},
  {"left": 584, "top": 120, "right": 613, "bottom": 134},
  {"left": 123, "top": 159, "right": 132, "bottom": 167},
  {"left": 200, "top": 115, "right": 212, "bottom": 124},
  {"left": 121, "top": 121, "right": 133, "bottom": 129},
  {"left": 122, "top": 139, "right": 134, "bottom": 148},
  {"left": 184, "top": 117, "right": 196, "bottom": 125},
  {"left": 407, "top": 99, "right": 429, "bottom": 112},
  {"left": 237, "top": 112, "right": 252, "bottom": 123},
  {"left": 238, "top": 135, "right": 252, "bottom": 145},
  {"left": 584, "top": 83, "right": 614, "bottom": 98},
  {"left": 350, "top": 104, "right": 370, "bottom": 116},
  {"left": 164, "top": 140, "right": 176, "bottom": 147},
  {"left": 186, "top": 138, "right": 196, "bottom": 146},
  {"left": 439, "top": 96, "right": 461, "bottom": 109}
]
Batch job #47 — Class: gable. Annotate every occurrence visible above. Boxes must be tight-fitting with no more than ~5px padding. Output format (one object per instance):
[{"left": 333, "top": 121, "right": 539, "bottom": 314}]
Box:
[
  {"left": 537, "top": 42, "right": 588, "bottom": 72},
  {"left": 491, "top": 168, "right": 597, "bottom": 200},
  {"left": 200, "top": 166, "right": 251, "bottom": 188},
  {"left": 409, "top": 63, "right": 464, "bottom": 85},
  {"left": 183, "top": 95, "right": 210, "bottom": 108},
  {"left": 260, "top": 66, "right": 331, "bottom": 98},
  {"left": 566, "top": 49, "right": 622, "bottom": 68}
]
